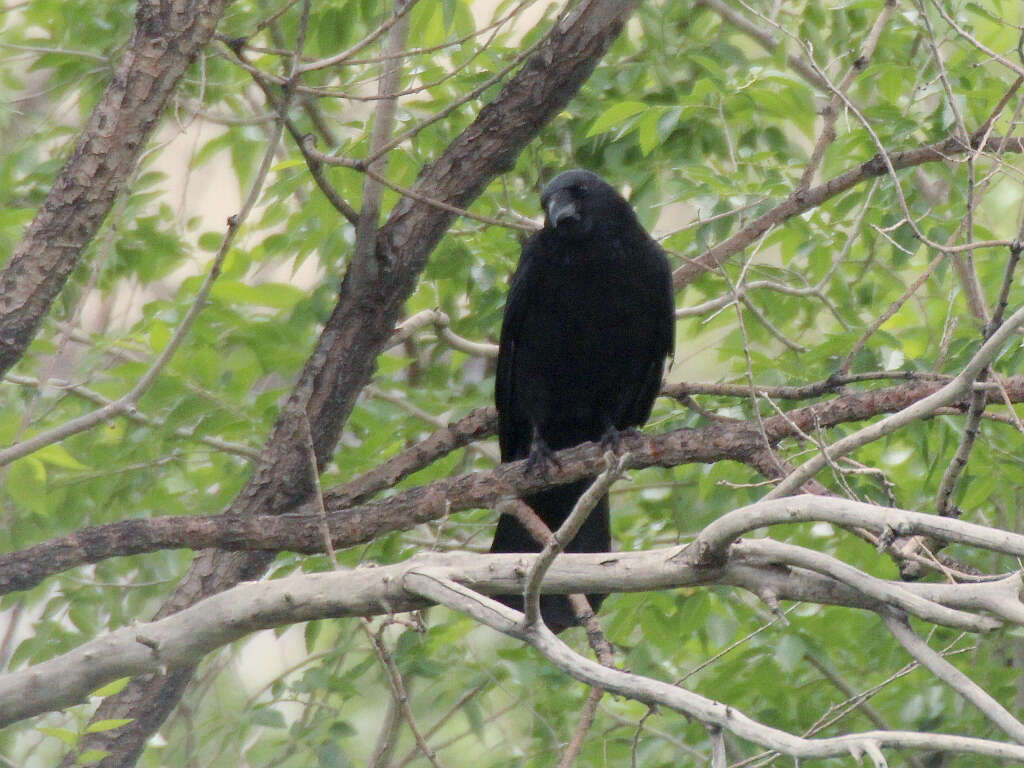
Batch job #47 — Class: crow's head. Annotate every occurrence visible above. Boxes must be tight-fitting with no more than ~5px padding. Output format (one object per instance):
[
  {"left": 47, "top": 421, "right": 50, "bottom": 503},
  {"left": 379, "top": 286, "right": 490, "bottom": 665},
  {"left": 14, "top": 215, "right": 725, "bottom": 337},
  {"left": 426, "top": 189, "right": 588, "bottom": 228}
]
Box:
[{"left": 540, "top": 169, "right": 633, "bottom": 240}]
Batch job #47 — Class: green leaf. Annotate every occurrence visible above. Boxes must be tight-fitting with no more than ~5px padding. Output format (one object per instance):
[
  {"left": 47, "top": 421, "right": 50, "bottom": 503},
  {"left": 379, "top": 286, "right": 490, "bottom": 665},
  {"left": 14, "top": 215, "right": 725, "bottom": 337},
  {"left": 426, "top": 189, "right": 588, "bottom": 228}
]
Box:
[
  {"left": 316, "top": 739, "right": 349, "bottom": 768},
  {"left": 84, "top": 719, "right": 134, "bottom": 734},
  {"left": 76, "top": 750, "right": 111, "bottom": 764},
  {"left": 586, "top": 101, "right": 648, "bottom": 137},
  {"left": 636, "top": 109, "right": 661, "bottom": 156},
  {"left": 35, "top": 443, "right": 90, "bottom": 471},
  {"left": 5, "top": 457, "right": 49, "bottom": 515},
  {"left": 250, "top": 707, "right": 286, "bottom": 728},
  {"left": 270, "top": 159, "right": 305, "bottom": 172},
  {"left": 305, "top": 619, "right": 323, "bottom": 652},
  {"left": 91, "top": 677, "right": 131, "bottom": 697},
  {"left": 211, "top": 280, "right": 305, "bottom": 309}
]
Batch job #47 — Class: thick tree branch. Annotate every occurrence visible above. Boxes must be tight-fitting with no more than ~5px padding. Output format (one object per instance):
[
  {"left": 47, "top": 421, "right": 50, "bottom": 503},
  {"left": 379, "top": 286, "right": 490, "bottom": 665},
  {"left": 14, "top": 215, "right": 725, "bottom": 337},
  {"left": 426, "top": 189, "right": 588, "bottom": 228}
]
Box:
[
  {"left": 690, "top": 496, "right": 1024, "bottom": 578},
  {"left": 6, "top": 375, "right": 1024, "bottom": 595},
  {"left": 734, "top": 539, "right": 995, "bottom": 632},
  {"left": 0, "top": 0, "right": 230, "bottom": 377},
  {"left": 6, "top": 517, "right": 1024, "bottom": 731},
  {"left": 331, "top": 406, "right": 498, "bottom": 508}
]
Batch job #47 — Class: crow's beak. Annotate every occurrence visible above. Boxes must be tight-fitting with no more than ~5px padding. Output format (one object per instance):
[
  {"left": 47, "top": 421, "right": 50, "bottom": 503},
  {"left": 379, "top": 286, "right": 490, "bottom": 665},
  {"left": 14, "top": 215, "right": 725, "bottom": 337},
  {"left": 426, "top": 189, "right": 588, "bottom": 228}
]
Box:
[{"left": 546, "top": 191, "right": 579, "bottom": 229}]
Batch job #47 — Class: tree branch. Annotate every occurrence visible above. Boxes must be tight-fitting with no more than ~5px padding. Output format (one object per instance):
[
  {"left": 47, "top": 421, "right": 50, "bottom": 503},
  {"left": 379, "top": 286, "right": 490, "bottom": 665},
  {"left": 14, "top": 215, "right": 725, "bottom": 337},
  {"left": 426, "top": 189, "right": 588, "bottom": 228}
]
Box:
[
  {"left": 884, "top": 612, "right": 1024, "bottom": 745},
  {"left": 797, "top": 0, "right": 895, "bottom": 191},
  {"left": 407, "top": 573, "right": 1024, "bottom": 765},
  {"left": 672, "top": 134, "right": 1024, "bottom": 289},
  {"left": 0, "top": 0, "right": 230, "bottom": 377},
  {"left": 523, "top": 451, "right": 630, "bottom": 627},
  {"left": 690, "top": 495, "right": 1024, "bottom": 567},
  {"left": 7, "top": 376, "right": 1024, "bottom": 596},
  {"left": 693, "top": 0, "right": 827, "bottom": 90},
  {"left": 6, "top": 523, "right": 1024, "bottom": 731},
  {"left": 765, "top": 302, "right": 1024, "bottom": 498}
]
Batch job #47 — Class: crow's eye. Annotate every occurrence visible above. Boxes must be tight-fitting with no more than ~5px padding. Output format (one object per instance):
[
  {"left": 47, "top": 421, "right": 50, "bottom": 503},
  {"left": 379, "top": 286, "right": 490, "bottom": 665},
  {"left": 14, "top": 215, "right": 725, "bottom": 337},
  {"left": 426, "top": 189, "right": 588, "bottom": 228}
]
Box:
[{"left": 573, "top": 185, "right": 588, "bottom": 198}]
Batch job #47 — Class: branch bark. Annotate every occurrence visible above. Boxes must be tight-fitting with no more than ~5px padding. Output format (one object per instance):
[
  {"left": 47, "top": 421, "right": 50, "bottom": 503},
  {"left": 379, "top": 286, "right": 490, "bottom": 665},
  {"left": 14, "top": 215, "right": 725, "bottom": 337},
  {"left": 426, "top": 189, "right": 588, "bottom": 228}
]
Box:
[
  {"left": 7, "top": 375, "right": 1024, "bottom": 596},
  {"left": 0, "top": 0, "right": 230, "bottom": 377},
  {"left": 6, "top": 521, "right": 1024, "bottom": 731}
]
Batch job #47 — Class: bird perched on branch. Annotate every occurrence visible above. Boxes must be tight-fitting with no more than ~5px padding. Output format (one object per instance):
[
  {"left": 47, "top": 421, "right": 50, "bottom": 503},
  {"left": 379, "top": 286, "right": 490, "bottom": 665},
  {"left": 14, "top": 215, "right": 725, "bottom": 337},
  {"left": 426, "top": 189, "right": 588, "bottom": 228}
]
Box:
[{"left": 489, "top": 169, "right": 675, "bottom": 631}]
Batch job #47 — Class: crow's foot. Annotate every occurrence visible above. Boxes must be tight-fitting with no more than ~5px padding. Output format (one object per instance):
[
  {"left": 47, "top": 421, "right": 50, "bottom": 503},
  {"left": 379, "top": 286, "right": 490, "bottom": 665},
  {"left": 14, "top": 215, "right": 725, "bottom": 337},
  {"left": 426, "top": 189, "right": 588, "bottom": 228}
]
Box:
[
  {"left": 525, "top": 436, "right": 560, "bottom": 478},
  {"left": 600, "top": 425, "right": 640, "bottom": 453}
]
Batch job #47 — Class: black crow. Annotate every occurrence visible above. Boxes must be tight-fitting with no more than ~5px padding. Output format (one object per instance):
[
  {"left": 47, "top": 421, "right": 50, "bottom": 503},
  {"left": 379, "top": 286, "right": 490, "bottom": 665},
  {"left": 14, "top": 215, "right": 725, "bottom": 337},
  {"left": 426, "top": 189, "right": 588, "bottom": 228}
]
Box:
[{"left": 489, "top": 169, "right": 675, "bottom": 631}]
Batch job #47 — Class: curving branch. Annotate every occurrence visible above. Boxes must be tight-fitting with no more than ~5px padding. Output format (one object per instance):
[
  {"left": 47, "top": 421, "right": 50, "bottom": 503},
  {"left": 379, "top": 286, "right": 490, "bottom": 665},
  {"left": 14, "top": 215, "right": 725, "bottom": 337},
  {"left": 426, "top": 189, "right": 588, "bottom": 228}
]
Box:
[
  {"left": 690, "top": 495, "right": 1024, "bottom": 565},
  {"left": 884, "top": 613, "right": 1024, "bottom": 744},
  {"left": 765, "top": 302, "right": 1024, "bottom": 498},
  {"left": 522, "top": 451, "right": 630, "bottom": 627},
  {"left": 5, "top": 522, "right": 1024, "bottom": 732},
  {"left": 330, "top": 405, "right": 498, "bottom": 508},
  {"left": 733, "top": 538, "right": 996, "bottom": 632},
  {"left": 407, "top": 573, "right": 1024, "bottom": 765}
]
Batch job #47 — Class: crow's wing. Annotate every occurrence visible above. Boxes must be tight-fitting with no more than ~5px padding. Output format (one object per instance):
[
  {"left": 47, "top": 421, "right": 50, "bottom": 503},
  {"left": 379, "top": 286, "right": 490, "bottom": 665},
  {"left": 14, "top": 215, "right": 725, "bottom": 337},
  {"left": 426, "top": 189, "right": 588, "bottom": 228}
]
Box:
[{"left": 495, "top": 232, "right": 544, "bottom": 461}]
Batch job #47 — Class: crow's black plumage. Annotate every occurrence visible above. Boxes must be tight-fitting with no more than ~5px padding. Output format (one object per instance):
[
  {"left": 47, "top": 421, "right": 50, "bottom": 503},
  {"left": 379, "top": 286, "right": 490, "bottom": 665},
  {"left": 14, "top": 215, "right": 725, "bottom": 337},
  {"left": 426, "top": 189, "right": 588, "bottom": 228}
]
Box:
[{"left": 489, "top": 169, "right": 675, "bottom": 631}]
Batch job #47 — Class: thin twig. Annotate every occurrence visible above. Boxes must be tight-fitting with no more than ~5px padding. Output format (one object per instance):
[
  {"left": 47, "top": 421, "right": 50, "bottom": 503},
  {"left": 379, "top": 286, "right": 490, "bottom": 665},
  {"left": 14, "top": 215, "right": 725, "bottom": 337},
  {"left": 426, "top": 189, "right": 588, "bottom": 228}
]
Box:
[
  {"left": 916, "top": 0, "right": 988, "bottom": 322},
  {"left": 693, "top": 0, "right": 826, "bottom": 90},
  {"left": 351, "top": 1, "right": 412, "bottom": 282},
  {"left": 5, "top": 374, "right": 261, "bottom": 461},
  {"left": 885, "top": 612, "right": 1024, "bottom": 743},
  {"left": 555, "top": 687, "right": 604, "bottom": 768},
  {"left": 304, "top": 142, "right": 535, "bottom": 231},
  {"left": 296, "top": 0, "right": 416, "bottom": 72},
  {"left": 0, "top": 60, "right": 293, "bottom": 468},
  {"left": 797, "top": 0, "right": 895, "bottom": 190},
  {"left": 362, "top": 621, "right": 446, "bottom": 768},
  {"left": 522, "top": 452, "right": 631, "bottom": 627}
]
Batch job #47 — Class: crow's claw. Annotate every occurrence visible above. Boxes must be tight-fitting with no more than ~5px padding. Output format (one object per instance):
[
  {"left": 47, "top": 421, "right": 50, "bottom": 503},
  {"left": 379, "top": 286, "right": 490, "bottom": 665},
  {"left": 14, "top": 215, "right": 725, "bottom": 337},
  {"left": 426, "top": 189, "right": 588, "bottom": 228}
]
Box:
[
  {"left": 600, "top": 425, "right": 640, "bottom": 453},
  {"left": 525, "top": 437, "right": 559, "bottom": 478}
]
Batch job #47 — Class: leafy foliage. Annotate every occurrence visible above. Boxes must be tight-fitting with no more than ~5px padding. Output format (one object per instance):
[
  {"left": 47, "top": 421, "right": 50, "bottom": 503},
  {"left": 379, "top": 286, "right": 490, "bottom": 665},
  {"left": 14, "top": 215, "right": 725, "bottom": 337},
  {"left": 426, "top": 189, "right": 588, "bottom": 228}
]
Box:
[{"left": 2, "top": 0, "right": 1024, "bottom": 766}]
